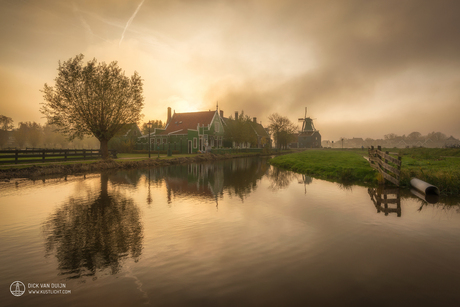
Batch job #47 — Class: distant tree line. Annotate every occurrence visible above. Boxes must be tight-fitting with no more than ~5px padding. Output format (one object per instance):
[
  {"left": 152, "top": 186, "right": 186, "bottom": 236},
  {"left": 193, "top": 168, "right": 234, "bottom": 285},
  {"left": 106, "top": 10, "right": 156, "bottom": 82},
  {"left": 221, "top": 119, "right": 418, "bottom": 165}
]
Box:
[
  {"left": 141, "top": 120, "right": 164, "bottom": 135},
  {"left": 327, "top": 131, "right": 458, "bottom": 149},
  {"left": 0, "top": 115, "right": 99, "bottom": 149},
  {"left": 382, "top": 131, "right": 448, "bottom": 141}
]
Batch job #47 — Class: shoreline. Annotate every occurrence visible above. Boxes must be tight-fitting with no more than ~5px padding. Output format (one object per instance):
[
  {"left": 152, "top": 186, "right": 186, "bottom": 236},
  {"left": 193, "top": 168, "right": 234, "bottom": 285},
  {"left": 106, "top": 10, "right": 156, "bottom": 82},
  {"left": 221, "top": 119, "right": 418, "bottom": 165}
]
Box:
[
  {"left": 0, "top": 153, "right": 269, "bottom": 181},
  {"left": 269, "top": 149, "right": 460, "bottom": 196}
]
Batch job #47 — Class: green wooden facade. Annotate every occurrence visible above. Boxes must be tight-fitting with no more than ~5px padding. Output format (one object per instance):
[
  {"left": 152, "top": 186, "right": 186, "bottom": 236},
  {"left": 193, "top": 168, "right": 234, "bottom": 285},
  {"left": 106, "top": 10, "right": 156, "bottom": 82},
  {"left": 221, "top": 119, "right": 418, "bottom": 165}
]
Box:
[{"left": 146, "top": 110, "right": 225, "bottom": 154}]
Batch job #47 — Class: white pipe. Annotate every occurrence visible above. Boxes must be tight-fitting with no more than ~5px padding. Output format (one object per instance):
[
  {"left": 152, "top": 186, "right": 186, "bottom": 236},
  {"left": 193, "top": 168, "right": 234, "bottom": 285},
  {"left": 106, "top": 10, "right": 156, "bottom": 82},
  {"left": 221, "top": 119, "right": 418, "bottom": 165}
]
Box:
[{"left": 410, "top": 178, "right": 440, "bottom": 195}]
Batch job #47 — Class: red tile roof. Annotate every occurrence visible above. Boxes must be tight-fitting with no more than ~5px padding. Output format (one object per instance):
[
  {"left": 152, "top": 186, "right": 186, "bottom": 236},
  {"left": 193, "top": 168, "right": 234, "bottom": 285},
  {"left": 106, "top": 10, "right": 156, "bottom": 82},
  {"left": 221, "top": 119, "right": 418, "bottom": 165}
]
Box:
[{"left": 156, "top": 111, "right": 216, "bottom": 135}]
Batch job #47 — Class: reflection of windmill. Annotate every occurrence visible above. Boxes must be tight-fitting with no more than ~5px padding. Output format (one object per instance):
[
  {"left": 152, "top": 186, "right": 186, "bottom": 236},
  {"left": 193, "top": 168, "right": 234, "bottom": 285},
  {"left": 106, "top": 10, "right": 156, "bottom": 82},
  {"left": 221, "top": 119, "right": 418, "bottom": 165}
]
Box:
[
  {"left": 297, "top": 174, "right": 313, "bottom": 194},
  {"left": 298, "top": 107, "right": 321, "bottom": 148}
]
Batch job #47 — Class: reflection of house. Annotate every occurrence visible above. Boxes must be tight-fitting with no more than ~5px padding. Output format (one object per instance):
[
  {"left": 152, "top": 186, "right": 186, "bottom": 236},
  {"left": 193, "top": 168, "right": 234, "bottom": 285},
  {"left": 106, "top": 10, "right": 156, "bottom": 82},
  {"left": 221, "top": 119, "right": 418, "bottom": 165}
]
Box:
[
  {"left": 160, "top": 158, "right": 268, "bottom": 202},
  {"left": 148, "top": 107, "right": 225, "bottom": 154},
  {"left": 164, "top": 163, "right": 225, "bottom": 202}
]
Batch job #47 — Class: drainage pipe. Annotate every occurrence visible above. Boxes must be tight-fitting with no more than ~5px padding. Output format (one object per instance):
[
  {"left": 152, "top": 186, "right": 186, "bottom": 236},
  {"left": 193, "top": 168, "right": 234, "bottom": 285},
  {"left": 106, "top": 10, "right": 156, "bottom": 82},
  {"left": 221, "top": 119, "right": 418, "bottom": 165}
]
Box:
[{"left": 410, "top": 178, "right": 440, "bottom": 195}]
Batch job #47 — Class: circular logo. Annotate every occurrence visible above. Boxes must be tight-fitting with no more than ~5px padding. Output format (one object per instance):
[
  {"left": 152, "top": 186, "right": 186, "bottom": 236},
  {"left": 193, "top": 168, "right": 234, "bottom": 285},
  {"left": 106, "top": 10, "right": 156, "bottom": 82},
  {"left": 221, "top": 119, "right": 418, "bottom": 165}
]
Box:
[{"left": 10, "top": 281, "right": 26, "bottom": 297}]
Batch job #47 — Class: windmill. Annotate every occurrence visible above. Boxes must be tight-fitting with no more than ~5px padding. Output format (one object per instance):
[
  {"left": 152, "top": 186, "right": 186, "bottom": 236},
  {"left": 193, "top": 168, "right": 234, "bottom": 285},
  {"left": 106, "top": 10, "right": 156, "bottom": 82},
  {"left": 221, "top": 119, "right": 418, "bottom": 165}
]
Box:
[
  {"left": 298, "top": 107, "right": 317, "bottom": 133},
  {"left": 297, "top": 107, "right": 321, "bottom": 148}
]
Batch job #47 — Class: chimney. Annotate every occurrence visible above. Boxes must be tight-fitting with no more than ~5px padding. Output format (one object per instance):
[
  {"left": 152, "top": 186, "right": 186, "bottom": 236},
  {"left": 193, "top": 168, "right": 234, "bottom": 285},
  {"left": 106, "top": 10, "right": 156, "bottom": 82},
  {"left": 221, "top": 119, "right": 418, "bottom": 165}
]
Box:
[
  {"left": 167, "top": 107, "right": 171, "bottom": 123},
  {"left": 220, "top": 110, "right": 224, "bottom": 118},
  {"left": 253, "top": 117, "right": 257, "bottom": 123},
  {"left": 235, "top": 111, "right": 238, "bottom": 120}
]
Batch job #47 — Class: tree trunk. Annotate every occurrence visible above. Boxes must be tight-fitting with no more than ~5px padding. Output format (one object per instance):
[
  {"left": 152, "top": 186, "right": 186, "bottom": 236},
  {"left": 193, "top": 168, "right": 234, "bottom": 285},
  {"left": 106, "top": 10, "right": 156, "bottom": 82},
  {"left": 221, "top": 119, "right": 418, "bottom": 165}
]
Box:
[{"left": 100, "top": 138, "right": 110, "bottom": 160}]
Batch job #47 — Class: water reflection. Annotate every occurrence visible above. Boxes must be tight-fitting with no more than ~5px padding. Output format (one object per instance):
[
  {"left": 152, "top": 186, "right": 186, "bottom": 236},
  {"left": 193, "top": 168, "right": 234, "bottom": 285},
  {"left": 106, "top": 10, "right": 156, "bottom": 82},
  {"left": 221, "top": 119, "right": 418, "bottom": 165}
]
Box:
[
  {"left": 100, "top": 157, "right": 458, "bottom": 214},
  {"left": 368, "top": 187, "right": 402, "bottom": 217},
  {"left": 107, "top": 159, "right": 271, "bottom": 203},
  {"left": 266, "top": 167, "right": 297, "bottom": 191},
  {"left": 410, "top": 189, "right": 440, "bottom": 204},
  {"left": 43, "top": 173, "right": 143, "bottom": 279}
]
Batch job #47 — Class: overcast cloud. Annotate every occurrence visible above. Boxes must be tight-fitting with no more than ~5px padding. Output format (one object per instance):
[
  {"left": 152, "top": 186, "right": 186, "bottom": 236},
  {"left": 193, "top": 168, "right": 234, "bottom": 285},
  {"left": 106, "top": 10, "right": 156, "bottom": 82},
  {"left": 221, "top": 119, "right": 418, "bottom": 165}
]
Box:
[{"left": 1, "top": 0, "right": 459, "bottom": 140}]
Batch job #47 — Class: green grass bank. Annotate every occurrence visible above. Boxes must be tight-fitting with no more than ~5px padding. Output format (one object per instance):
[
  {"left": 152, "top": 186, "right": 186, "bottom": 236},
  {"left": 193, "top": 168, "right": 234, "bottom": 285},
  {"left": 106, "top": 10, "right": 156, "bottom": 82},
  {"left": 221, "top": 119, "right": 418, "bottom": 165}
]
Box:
[{"left": 269, "top": 148, "right": 460, "bottom": 195}]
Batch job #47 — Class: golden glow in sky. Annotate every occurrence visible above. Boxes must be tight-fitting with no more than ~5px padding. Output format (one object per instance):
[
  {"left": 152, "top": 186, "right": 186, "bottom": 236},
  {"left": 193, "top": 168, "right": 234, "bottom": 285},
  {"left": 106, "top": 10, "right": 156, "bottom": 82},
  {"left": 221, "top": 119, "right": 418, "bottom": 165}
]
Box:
[{"left": 1, "top": 0, "right": 459, "bottom": 140}]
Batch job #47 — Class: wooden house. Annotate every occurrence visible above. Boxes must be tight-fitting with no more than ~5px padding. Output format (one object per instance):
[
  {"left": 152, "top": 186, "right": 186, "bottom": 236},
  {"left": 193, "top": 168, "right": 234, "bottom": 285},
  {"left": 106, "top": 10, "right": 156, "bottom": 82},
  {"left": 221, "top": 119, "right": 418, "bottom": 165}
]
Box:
[{"left": 147, "top": 107, "right": 225, "bottom": 154}]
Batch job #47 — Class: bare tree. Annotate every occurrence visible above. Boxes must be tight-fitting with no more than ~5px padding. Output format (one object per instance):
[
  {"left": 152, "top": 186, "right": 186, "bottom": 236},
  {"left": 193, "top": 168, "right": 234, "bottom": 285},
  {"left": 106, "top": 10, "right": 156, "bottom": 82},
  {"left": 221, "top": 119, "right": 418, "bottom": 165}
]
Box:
[
  {"left": 14, "top": 122, "right": 28, "bottom": 148},
  {"left": 13, "top": 122, "right": 42, "bottom": 148},
  {"left": 268, "top": 113, "right": 297, "bottom": 149},
  {"left": 0, "top": 115, "right": 13, "bottom": 131},
  {"left": 0, "top": 115, "right": 14, "bottom": 148},
  {"left": 40, "top": 54, "right": 144, "bottom": 159},
  {"left": 384, "top": 133, "right": 398, "bottom": 140},
  {"left": 28, "top": 122, "right": 42, "bottom": 148},
  {"left": 407, "top": 131, "right": 422, "bottom": 140}
]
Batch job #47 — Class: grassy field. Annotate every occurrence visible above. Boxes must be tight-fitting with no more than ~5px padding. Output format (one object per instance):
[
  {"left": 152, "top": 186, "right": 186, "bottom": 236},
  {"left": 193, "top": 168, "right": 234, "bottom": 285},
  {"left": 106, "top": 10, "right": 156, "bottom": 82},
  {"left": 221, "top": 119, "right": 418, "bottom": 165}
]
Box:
[{"left": 269, "top": 148, "right": 460, "bottom": 195}]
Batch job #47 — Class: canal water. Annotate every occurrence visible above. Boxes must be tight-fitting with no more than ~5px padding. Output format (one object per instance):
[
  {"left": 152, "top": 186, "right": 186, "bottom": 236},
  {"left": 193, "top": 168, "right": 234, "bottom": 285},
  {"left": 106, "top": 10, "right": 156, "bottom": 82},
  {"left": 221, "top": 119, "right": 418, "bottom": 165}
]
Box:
[{"left": 1, "top": 157, "right": 460, "bottom": 307}]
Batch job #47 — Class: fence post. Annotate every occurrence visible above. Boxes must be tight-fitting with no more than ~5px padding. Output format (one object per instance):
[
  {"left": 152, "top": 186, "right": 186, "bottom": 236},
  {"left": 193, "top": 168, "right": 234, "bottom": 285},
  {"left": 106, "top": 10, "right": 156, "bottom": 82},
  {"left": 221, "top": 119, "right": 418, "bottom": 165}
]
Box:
[
  {"left": 384, "top": 151, "right": 389, "bottom": 177},
  {"left": 42, "top": 151, "right": 45, "bottom": 163},
  {"left": 15, "top": 150, "right": 18, "bottom": 164},
  {"left": 83, "top": 149, "right": 86, "bottom": 160}
]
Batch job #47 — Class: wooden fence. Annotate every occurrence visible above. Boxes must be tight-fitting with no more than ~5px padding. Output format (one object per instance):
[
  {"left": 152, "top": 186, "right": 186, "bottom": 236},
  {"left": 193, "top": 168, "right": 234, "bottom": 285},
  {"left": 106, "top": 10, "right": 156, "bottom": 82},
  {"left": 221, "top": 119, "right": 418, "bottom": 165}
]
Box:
[
  {"left": 367, "top": 146, "right": 402, "bottom": 186},
  {"left": 0, "top": 148, "right": 117, "bottom": 164}
]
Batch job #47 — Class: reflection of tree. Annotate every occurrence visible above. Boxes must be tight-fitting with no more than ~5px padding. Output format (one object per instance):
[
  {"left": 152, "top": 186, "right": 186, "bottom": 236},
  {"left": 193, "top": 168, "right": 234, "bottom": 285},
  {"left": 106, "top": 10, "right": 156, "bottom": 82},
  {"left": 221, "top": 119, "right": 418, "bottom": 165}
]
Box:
[
  {"left": 108, "top": 169, "right": 143, "bottom": 188},
  {"left": 266, "top": 167, "right": 298, "bottom": 191},
  {"left": 223, "top": 159, "right": 269, "bottom": 200},
  {"left": 43, "top": 173, "right": 143, "bottom": 279}
]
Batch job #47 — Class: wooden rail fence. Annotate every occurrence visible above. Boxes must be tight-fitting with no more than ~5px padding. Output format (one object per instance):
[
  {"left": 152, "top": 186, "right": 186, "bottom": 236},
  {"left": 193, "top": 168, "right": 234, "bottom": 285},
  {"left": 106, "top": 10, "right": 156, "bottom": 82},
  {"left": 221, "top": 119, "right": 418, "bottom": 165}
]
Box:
[
  {"left": 0, "top": 149, "right": 117, "bottom": 164},
  {"left": 367, "top": 146, "right": 402, "bottom": 186}
]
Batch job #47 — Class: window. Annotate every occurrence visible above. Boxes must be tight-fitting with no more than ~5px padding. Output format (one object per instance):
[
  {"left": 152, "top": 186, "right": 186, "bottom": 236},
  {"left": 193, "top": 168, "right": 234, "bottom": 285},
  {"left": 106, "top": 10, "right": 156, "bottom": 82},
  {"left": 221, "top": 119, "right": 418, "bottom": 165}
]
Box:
[
  {"left": 215, "top": 122, "right": 219, "bottom": 132},
  {"left": 193, "top": 138, "right": 197, "bottom": 149}
]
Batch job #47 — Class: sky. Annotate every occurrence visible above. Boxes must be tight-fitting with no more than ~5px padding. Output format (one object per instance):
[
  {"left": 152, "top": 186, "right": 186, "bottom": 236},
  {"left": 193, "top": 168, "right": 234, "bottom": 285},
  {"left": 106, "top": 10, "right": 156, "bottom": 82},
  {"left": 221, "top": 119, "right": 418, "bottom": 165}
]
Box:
[{"left": 1, "top": 0, "right": 459, "bottom": 141}]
